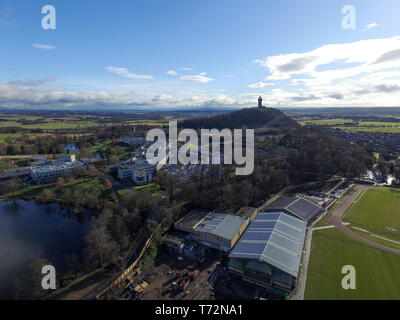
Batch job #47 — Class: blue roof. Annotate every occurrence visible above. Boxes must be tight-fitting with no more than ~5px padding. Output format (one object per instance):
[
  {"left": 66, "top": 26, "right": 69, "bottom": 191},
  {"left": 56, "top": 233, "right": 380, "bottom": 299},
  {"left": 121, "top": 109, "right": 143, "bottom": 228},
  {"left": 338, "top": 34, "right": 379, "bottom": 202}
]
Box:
[
  {"left": 267, "top": 196, "right": 322, "bottom": 223},
  {"left": 229, "top": 211, "right": 307, "bottom": 277}
]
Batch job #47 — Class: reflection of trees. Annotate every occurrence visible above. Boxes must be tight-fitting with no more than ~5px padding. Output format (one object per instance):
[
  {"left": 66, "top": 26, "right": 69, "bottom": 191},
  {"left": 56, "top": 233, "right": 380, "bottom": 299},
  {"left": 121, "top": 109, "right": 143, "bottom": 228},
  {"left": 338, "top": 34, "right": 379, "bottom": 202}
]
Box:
[
  {"left": 4, "top": 201, "right": 24, "bottom": 218},
  {"left": 13, "top": 272, "right": 32, "bottom": 300},
  {"left": 45, "top": 204, "right": 55, "bottom": 215}
]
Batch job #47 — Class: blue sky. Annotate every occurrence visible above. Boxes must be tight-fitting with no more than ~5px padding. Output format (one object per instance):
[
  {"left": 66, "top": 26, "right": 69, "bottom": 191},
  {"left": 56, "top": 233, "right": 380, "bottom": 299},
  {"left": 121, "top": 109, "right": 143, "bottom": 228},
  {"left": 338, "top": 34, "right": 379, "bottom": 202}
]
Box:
[{"left": 1, "top": 0, "right": 400, "bottom": 109}]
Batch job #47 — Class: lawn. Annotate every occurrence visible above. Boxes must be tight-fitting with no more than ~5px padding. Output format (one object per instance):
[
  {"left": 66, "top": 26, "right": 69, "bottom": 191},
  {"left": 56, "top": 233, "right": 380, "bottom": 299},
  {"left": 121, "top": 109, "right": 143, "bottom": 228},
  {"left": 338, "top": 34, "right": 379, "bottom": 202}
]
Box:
[
  {"left": 305, "top": 228, "right": 400, "bottom": 299},
  {"left": 12, "top": 178, "right": 109, "bottom": 198},
  {"left": 343, "top": 188, "right": 400, "bottom": 241},
  {"left": 134, "top": 183, "right": 164, "bottom": 193}
]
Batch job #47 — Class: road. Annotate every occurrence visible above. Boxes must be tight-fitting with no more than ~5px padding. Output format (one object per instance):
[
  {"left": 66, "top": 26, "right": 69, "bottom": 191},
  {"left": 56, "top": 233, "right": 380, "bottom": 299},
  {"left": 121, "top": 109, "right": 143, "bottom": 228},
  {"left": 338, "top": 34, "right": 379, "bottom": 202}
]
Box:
[{"left": 326, "top": 185, "right": 400, "bottom": 255}]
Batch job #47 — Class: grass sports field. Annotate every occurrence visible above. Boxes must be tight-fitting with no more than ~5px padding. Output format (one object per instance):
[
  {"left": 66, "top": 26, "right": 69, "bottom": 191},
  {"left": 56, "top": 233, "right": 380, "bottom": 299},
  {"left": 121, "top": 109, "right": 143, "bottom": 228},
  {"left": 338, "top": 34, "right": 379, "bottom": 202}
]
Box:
[
  {"left": 305, "top": 228, "right": 400, "bottom": 299},
  {"left": 343, "top": 188, "right": 400, "bottom": 241}
]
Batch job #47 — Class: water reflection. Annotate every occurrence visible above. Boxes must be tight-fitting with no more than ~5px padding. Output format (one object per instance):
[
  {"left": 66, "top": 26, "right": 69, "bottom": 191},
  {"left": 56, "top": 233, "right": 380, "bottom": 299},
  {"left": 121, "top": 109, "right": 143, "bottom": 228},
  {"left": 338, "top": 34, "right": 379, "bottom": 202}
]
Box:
[{"left": 0, "top": 200, "right": 90, "bottom": 299}]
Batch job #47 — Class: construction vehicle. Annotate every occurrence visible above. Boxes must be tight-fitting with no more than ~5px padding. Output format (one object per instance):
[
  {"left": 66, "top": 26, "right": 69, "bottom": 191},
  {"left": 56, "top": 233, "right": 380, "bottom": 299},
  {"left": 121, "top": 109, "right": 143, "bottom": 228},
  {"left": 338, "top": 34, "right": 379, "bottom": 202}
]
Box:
[
  {"left": 133, "top": 281, "right": 148, "bottom": 294},
  {"left": 167, "top": 281, "right": 180, "bottom": 293},
  {"left": 187, "top": 263, "right": 198, "bottom": 271}
]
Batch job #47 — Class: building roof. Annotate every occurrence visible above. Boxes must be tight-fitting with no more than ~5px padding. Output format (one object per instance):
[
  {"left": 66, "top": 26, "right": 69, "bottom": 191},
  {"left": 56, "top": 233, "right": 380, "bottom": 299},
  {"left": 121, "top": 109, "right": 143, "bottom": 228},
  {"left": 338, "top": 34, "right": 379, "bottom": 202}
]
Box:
[
  {"left": 194, "top": 211, "right": 247, "bottom": 241},
  {"left": 30, "top": 161, "right": 81, "bottom": 173},
  {"left": 229, "top": 211, "right": 306, "bottom": 277},
  {"left": 267, "top": 196, "right": 322, "bottom": 223},
  {"left": 174, "top": 209, "right": 209, "bottom": 230},
  {"left": 64, "top": 144, "right": 79, "bottom": 152}
]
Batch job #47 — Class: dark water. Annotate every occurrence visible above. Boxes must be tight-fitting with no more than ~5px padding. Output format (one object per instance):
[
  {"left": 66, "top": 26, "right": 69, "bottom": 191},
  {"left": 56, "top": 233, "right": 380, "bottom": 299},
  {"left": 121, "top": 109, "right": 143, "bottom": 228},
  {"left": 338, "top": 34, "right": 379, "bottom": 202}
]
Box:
[{"left": 0, "top": 200, "right": 90, "bottom": 299}]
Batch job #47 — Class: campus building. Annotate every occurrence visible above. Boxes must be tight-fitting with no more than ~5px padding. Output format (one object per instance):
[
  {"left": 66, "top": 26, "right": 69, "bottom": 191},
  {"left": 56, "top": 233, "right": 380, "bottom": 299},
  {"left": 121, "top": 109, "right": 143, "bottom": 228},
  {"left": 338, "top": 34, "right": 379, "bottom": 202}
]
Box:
[
  {"left": 112, "top": 159, "right": 157, "bottom": 185},
  {"left": 120, "top": 136, "right": 147, "bottom": 147},
  {"left": 228, "top": 211, "right": 307, "bottom": 296},
  {"left": 174, "top": 210, "right": 249, "bottom": 252},
  {"left": 30, "top": 162, "right": 81, "bottom": 184}
]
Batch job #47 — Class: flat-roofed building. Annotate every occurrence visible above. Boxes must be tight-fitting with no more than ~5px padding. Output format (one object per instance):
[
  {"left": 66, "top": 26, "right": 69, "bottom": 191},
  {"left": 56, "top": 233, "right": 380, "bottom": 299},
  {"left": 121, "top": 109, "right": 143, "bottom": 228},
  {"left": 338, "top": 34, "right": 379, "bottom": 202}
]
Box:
[
  {"left": 174, "top": 210, "right": 248, "bottom": 252},
  {"left": 116, "top": 160, "right": 156, "bottom": 184},
  {"left": 265, "top": 195, "right": 323, "bottom": 225},
  {"left": 30, "top": 162, "right": 81, "bottom": 184},
  {"left": 120, "top": 136, "right": 146, "bottom": 147},
  {"left": 228, "top": 211, "right": 307, "bottom": 295}
]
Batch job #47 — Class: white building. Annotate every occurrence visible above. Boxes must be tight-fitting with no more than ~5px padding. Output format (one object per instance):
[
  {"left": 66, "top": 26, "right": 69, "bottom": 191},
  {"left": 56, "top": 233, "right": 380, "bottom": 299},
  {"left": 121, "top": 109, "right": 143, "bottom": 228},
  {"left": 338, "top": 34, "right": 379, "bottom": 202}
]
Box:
[
  {"left": 30, "top": 162, "right": 80, "bottom": 184},
  {"left": 115, "top": 159, "right": 157, "bottom": 185},
  {"left": 58, "top": 154, "right": 76, "bottom": 162}
]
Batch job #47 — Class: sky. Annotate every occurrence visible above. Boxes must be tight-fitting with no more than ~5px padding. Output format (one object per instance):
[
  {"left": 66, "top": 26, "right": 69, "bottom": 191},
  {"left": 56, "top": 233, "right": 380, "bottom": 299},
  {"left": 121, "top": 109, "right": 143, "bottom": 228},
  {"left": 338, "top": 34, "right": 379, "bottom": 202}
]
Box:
[{"left": 1, "top": 0, "right": 400, "bottom": 110}]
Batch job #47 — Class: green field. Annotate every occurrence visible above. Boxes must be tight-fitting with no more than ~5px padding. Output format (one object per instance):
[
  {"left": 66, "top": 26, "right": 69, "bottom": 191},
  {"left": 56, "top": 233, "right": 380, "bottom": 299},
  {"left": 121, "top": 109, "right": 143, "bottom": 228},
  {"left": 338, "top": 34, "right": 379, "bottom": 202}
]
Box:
[
  {"left": 343, "top": 188, "right": 400, "bottom": 241},
  {"left": 334, "top": 126, "right": 400, "bottom": 133},
  {"left": 299, "top": 119, "right": 354, "bottom": 126},
  {"left": 299, "top": 118, "right": 400, "bottom": 133},
  {"left": 305, "top": 228, "right": 400, "bottom": 299}
]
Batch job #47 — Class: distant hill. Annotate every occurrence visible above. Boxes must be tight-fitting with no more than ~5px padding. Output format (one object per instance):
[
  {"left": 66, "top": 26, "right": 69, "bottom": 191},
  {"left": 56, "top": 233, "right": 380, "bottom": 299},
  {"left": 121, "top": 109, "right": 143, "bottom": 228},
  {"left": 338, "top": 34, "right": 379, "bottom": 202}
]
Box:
[{"left": 179, "top": 107, "right": 299, "bottom": 130}]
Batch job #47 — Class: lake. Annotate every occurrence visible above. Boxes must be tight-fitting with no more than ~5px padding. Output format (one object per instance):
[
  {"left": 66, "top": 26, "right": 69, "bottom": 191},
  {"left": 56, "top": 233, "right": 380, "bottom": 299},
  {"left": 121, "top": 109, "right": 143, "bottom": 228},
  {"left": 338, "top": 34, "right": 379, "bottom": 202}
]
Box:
[{"left": 0, "top": 200, "right": 91, "bottom": 299}]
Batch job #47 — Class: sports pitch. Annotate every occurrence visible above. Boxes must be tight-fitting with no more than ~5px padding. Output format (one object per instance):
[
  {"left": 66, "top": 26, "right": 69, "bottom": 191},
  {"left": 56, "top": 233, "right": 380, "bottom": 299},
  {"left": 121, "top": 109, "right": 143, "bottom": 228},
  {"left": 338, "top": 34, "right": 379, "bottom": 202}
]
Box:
[
  {"left": 343, "top": 188, "right": 400, "bottom": 241},
  {"left": 305, "top": 228, "right": 400, "bottom": 300}
]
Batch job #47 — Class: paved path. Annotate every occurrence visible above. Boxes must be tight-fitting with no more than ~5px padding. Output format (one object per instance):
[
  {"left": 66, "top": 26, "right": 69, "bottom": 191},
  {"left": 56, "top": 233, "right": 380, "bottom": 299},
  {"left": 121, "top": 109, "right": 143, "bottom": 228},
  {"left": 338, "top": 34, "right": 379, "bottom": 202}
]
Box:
[
  {"left": 326, "top": 185, "right": 400, "bottom": 255},
  {"left": 290, "top": 228, "right": 312, "bottom": 300}
]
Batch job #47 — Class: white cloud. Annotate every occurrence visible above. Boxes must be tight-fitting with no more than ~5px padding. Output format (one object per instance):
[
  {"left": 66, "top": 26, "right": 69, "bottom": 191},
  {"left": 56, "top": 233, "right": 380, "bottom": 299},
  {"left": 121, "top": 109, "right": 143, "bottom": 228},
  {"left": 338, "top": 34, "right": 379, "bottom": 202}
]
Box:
[
  {"left": 166, "top": 70, "right": 178, "bottom": 76},
  {"left": 362, "top": 23, "right": 379, "bottom": 32},
  {"left": 255, "top": 36, "right": 400, "bottom": 83},
  {"left": 33, "top": 43, "right": 56, "bottom": 50},
  {"left": 180, "top": 73, "right": 214, "bottom": 83},
  {"left": 248, "top": 82, "right": 274, "bottom": 88},
  {"left": 248, "top": 36, "right": 400, "bottom": 107},
  {"left": 179, "top": 67, "right": 194, "bottom": 71},
  {"left": 0, "top": 78, "right": 241, "bottom": 109},
  {"left": 106, "top": 66, "right": 154, "bottom": 80}
]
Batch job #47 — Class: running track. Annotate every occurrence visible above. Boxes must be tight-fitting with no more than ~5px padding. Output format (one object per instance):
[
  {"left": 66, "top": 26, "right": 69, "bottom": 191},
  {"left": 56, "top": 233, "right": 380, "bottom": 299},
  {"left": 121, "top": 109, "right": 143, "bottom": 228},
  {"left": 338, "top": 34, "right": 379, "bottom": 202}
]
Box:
[{"left": 325, "top": 184, "right": 400, "bottom": 255}]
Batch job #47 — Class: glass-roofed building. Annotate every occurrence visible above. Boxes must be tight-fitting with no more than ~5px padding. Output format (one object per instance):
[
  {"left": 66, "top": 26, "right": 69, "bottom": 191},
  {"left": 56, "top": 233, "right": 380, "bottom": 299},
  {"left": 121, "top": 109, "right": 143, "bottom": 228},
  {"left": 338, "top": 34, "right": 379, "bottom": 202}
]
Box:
[{"left": 228, "top": 211, "right": 307, "bottom": 295}]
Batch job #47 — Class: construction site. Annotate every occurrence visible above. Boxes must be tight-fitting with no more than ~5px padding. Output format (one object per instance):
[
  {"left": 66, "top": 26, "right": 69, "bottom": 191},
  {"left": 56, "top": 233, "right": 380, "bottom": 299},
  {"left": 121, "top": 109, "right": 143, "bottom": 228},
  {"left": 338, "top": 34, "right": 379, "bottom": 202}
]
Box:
[{"left": 118, "top": 240, "right": 273, "bottom": 300}]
